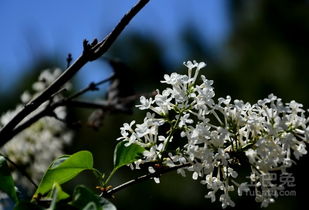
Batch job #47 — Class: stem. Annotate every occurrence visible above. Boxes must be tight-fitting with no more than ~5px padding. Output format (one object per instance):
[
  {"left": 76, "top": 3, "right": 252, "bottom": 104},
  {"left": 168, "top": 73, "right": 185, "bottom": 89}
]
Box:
[
  {"left": 0, "top": 0, "right": 150, "bottom": 147},
  {"left": 162, "top": 111, "right": 183, "bottom": 152},
  {"left": 103, "top": 168, "right": 118, "bottom": 186},
  {"left": 103, "top": 163, "right": 190, "bottom": 197}
]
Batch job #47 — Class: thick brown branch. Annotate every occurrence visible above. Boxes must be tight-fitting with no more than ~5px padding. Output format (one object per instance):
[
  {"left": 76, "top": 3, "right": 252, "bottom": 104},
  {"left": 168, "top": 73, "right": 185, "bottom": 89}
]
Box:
[
  {"left": 0, "top": 0, "right": 150, "bottom": 147},
  {"left": 91, "top": 0, "right": 150, "bottom": 59},
  {"left": 8, "top": 107, "right": 54, "bottom": 141}
]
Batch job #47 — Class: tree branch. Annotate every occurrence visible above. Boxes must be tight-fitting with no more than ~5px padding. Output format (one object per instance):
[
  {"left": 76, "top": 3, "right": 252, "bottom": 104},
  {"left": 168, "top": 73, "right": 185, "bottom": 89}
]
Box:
[
  {"left": 7, "top": 99, "right": 132, "bottom": 141},
  {"left": 3, "top": 69, "right": 155, "bottom": 141},
  {"left": 102, "top": 163, "right": 191, "bottom": 197},
  {"left": 0, "top": 0, "right": 150, "bottom": 147},
  {"left": 7, "top": 88, "right": 150, "bottom": 141},
  {"left": 66, "top": 74, "right": 115, "bottom": 101}
]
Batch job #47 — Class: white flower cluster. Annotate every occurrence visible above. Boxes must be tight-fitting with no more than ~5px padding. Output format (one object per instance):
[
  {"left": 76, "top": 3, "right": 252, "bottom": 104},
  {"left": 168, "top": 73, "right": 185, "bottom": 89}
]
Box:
[
  {"left": 117, "top": 61, "right": 309, "bottom": 208},
  {"left": 0, "top": 68, "right": 73, "bottom": 192}
]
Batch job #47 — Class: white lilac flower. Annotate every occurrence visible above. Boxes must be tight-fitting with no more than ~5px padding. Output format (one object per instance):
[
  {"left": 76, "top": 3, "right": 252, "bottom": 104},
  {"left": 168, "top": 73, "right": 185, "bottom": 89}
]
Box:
[
  {"left": 220, "top": 192, "right": 235, "bottom": 209},
  {"left": 116, "top": 61, "right": 309, "bottom": 208},
  {"left": 136, "top": 96, "right": 153, "bottom": 110},
  {"left": 237, "top": 182, "right": 250, "bottom": 196},
  {"left": 0, "top": 68, "right": 73, "bottom": 192}
]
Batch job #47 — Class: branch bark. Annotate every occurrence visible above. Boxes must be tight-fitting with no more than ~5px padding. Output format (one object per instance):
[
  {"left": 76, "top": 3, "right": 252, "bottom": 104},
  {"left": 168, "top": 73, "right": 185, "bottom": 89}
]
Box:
[{"left": 0, "top": 0, "right": 150, "bottom": 147}]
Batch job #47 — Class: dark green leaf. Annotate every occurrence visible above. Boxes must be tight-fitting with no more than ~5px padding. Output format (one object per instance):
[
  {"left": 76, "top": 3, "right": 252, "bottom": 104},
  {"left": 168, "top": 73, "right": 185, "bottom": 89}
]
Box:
[
  {"left": 0, "top": 156, "right": 19, "bottom": 203},
  {"left": 34, "top": 151, "right": 93, "bottom": 196},
  {"left": 100, "top": 197, "right": 117, "bottom": 210},
  {"left": 70, "top": 185, "right": 116, "bottom": 210},
  {"left": 113, "top": 141, "right": 145, "bottom": 170}
]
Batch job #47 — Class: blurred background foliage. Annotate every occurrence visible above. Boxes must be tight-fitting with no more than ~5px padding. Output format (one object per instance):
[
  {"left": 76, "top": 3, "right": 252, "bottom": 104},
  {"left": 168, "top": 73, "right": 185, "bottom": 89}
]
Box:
[{"left": 0, "top": 0, "right": 308, "bottom": 209}]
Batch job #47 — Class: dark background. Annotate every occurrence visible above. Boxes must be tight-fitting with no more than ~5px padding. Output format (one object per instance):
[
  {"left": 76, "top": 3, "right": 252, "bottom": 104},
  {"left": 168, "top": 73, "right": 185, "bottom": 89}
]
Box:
[{"left": 0, "top": 0, "right": 308, "bottom": 209}]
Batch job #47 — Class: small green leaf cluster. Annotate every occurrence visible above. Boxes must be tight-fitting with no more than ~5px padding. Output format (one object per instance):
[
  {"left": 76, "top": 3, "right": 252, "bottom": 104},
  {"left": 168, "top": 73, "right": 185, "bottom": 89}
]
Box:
[{"left": 0, "top": 140, "right": 145, "bottom": 210}]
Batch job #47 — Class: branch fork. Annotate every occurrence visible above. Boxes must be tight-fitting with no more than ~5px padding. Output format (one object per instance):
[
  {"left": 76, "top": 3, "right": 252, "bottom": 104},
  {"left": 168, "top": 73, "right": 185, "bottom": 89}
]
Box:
[{"left": 0, "top": 0, "right": 150, "bottom": 147}]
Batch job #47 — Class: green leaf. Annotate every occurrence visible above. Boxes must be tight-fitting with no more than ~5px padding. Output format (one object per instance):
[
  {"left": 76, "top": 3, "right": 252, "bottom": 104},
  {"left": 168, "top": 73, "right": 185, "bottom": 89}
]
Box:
[
  {"left": 113, "top": 141, "right": 145, "bottom": 170},
  {"left": 47, "top": 183, "right": 70, "bottom": 210},
  {"left": 47, "top": 183, "right": 70, "bottom": 203},
  {"left": 34, "top": 151, "right": 93, "bottom": 196},
  {"left": 70, "top": 185, "right": 116, "bottom": 210},
  {"left": 104, "top": 141, "right": 145, "bottom": 185},
  {"left": 0, "top": 156, "right": 19, "bottom": 203}
]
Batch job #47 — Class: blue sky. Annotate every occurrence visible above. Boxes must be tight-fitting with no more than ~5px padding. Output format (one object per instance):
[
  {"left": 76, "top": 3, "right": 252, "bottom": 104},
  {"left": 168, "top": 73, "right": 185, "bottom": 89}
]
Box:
[{"left": 0, "top": 0, "right": 230, "bottom": 91}]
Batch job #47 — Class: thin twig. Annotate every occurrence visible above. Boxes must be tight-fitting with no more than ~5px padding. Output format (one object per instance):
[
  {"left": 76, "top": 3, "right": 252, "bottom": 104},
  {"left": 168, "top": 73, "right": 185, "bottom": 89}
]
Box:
[
  {"left": 0, "top": 0, "right": 150, "bottom": 147},
  {"left": 8, "top": 101, "right": 122, "bottom": 140},
  {"left": 8, "top": 93, "right": 142, "bottom": 141},
  {"left": 66, "top": 53, "right": 73, "bottom": 68},
  {"left": 9, "top": 89, "right": 156, "bottom": 140},
  {"left": 103, "top": 163, "right": 191, "bottom": 197},
  {"left": 66, "top": 74, "right": 114, "bottom": 100},
  {"left": 65, "top": 100, "right": 128, "bottom": 112},
  {"left": 6, "top": 87, "right": 155, "bottom": 143},
  {"left": 0, "top": 153, "right": 38, "bottom": 188}
]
